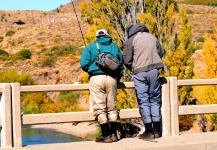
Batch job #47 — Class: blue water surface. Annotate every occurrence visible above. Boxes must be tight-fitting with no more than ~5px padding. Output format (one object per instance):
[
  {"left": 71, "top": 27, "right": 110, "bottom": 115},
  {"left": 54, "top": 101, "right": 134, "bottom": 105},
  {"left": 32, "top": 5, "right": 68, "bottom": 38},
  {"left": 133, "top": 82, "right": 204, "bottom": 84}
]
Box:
[{"left": 0, "top": 126, "right": 88, "bottom": 147}]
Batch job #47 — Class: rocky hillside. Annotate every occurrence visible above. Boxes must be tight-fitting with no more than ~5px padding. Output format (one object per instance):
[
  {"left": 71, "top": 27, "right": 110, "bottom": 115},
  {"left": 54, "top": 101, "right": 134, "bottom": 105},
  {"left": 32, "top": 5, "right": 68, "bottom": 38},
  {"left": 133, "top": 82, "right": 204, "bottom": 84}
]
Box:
[
  {"left": 0, "top": 1, "right": 89, "bottom": 54},
  {"left": 178, "top": 4, "right": 217, "bottom": 47},
  {"left": 0, "top": 0, "right": 90, "bottom": 85},
  {"left": 178, "top": 4, "right": 217, "bottom": 73},
  {"left": 0, "top": 1, "right": 216, "bottom": 87}
]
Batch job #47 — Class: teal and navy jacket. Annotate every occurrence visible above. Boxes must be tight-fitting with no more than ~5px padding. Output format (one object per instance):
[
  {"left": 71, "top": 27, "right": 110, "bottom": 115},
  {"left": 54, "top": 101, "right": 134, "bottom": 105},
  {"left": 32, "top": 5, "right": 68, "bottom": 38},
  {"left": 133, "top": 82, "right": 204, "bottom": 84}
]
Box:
[{"left": 80, "top": 36, "right": 124, "bottom": 78}]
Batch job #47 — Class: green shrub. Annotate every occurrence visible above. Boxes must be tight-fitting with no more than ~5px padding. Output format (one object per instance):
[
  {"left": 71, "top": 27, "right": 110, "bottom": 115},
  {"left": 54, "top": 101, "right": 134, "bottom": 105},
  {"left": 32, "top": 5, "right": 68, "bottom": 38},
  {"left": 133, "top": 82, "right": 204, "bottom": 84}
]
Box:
[
  {"left": 6, "top": 30, "right": 15, "bottom": 36},
  {"left": 45, "top": 51, "right": 54, "bottom": 56},
  {"left": 9, "top": 41, "right": 15, "bottom": 46},
  {"left": 54, "top": 8, "right": 60, "bottom": 13},
  {"left": 179, "top": 115, "right": 194, "bottom": 131},
  {"left": 39, "top": 45, "right": 78, "bottom": 57},
  {"left": 208, "top": 2, "right": 217, "bottom": 7},
  {"left": 22, "top": 103, "right": 38, "bottom": 114},
  {"left": 186, "top": 9, "right": 194, "bottom": 14},
  {"left": 0, "top": 36, "right": 3, "bottom": 42},
  {"left": 211, "top": 114, "right": 217, "bottom": 131},
  {"left": 0, "top": 55, "right": 9, "bottom": 61},
  {"left": 196, "top": 37, "right": 205, "bottom": 42},
  {"left": 10, "top": 55, "right": 23, "bottom": 62},
  {"left": 1, "top": 14, "right": 5, "bottom": 21},
  {"left": 206, "top": 29, "right": 214, "bottom": 34},
  {"left": 56, "top": 91, "right": 85, "bottom": 112},
  {"left": 18, "top": 49, "right": 32, "bottom": 59},
  {"left": 57, "top": 91, "right": 80, "bottom": 103},
  {"left": 41, "top": 56, "right": 57, "bottom": 67},
  {"left": 40, "top": 48, "right": 48, "bottom": 53},
  {"left": 21, "top": 92, "right": 55, "bottom": 114},
  {"left": 183, "top": 0, "right": 217, "bottom": 5},
  {"left": 50, "top": 45, "right": 77, "bottom": 56},
  {"left": 0, "top": 49, "right": 9, "bottom": 56},
  {"left": 0, "top": 69, "right": 36, "bottom": 85},
  {"left": 0, "top": 49, "right": 9, "bottom": 61},
  {"left": 38, "top": 48, "right": 53, "bottom": 56}
]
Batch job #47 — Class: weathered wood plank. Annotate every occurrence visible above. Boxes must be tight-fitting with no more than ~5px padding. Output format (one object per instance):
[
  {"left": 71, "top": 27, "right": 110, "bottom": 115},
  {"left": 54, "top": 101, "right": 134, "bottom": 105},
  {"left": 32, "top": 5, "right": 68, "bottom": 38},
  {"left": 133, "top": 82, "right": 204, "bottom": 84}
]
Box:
[
  {"left": 22, "top": 109, "right": 141, "bottom": 125},
  {"left": 20, "top": 82, "right": 135, "bottom": 92},
  {"left": 178, "top": 79, "right": 217, "bottom": 86},
  {"left": 179, "top": 104, "right": 217, "bottom": 115}
]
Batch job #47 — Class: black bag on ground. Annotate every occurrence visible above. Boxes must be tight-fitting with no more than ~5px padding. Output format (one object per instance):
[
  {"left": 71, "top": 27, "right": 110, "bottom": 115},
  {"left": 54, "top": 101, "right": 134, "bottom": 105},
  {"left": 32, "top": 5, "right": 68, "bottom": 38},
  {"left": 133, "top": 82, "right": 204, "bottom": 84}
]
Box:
[{"left": 95, "top": 43, "right": 120, "bottom": 74}]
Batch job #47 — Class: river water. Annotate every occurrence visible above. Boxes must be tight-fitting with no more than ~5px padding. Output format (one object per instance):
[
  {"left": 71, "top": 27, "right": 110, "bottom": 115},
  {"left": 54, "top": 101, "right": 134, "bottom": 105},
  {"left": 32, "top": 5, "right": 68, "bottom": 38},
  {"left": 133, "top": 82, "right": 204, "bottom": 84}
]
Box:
[{"left": 0, "top": 126, "right": 88, "bottom": 147}]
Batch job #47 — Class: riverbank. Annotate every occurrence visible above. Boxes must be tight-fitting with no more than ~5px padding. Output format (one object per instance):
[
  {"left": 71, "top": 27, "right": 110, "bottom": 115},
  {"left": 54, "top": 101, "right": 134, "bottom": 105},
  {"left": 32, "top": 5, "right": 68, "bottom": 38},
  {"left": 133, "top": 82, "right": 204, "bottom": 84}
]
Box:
[{"left": 30, "top": 122, "right": 99, "bottom": 139}]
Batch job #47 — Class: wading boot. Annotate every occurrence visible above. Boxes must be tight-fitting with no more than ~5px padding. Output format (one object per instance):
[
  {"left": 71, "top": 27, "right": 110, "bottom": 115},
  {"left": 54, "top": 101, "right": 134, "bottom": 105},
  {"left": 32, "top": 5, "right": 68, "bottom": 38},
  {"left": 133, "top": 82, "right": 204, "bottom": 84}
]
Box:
[
  {"left": 110, "top": 122, "right": 118, "bottom": 142},
  {"left": 138, "top": 123, "right": 154, "bottom": 141},
  {"left": 95, "top": 123, "right": 112, "bottom": 143},
  {"left": 153, "top": 122, "right": 162, "bottom": 138}
]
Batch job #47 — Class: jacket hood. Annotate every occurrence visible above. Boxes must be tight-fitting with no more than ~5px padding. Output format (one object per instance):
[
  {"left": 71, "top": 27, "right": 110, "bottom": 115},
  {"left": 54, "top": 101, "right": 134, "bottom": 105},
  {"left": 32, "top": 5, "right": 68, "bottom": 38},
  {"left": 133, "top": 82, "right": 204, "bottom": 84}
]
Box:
[
  {"left": 95, "top": 36, "right": 112, "bottom": 45},
  {"left": 128, "top": 23, "right": 149, "bottom": 38}
]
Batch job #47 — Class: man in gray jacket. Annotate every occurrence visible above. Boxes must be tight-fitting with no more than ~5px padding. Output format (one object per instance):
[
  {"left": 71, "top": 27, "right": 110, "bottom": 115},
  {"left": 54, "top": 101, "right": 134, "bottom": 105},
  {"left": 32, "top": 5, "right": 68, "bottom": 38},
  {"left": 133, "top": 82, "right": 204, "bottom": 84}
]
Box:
[{"left": 123, "top": 23, "right": 164, "bottom": 141}]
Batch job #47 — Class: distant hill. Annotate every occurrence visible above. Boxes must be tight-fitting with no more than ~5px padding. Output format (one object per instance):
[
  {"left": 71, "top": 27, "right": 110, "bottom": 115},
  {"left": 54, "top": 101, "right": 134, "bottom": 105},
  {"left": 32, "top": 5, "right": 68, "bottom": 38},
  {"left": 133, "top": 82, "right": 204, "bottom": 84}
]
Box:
[
  {"left": 0, "top": 0, "right": 90, "bottom": 86},
  {"left": 178, "top": 4, "right": 217, "bottom": 48},
  {"left": 0, "top": 0, "right": 89, "bottom": 54}
]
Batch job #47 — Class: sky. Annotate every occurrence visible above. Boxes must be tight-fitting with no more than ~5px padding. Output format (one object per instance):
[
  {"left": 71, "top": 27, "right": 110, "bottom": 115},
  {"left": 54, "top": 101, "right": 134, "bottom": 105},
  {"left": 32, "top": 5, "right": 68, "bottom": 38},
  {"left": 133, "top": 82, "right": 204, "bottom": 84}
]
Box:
[{"left": 0, "top": 0, "right": 72, "bottom": 11}]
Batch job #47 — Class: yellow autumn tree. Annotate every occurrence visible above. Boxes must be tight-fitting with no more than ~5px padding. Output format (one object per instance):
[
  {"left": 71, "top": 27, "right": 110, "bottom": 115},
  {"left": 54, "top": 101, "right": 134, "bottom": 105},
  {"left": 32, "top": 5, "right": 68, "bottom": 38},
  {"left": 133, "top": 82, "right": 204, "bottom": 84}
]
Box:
[
  {"left": 80, "top": 0, "right": 125, "bottom": 47},
  {"left": 164, "top": 9, "right": 196, "bottom": 105},
  {"left": 193, "top": 29, "right": 217, "bottom": 129},
  {"left": 117, "top": 89, "right": 137, "bottom": 109},
  {"left": 21, "top": 92, "right": 56, "bottom": 114},
  {"left": 80, "top": 0, "right": 179, "bottom": 109}
]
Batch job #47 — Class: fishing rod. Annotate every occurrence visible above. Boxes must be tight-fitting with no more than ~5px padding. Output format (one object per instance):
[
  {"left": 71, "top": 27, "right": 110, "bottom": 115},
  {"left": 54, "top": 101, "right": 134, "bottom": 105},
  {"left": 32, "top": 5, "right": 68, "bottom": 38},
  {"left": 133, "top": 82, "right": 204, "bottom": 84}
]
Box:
[{"left": 71, "top": 0, "right": 86, "bottom": 46}]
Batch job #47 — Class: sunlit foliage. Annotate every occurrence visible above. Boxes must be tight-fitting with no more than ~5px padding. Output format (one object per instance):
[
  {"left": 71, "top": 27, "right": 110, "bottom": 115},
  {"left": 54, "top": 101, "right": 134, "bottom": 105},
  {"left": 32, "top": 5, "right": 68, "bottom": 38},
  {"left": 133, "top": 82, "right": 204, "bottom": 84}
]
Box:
[
  {"left": 0, "top": 69, "right": 36, "bottom": 85},
  {"left": 117, "top": 89, "right": 137, "bottom": 109},
  {"left": 80, "top": 0, "right": 197, "bottom": 131},
  {"left": 193, "top": 29, "right": 217, "bottom": 129},
  {"left": 164, "top": 9, "right": 196, "bottom": 105},
  {"left": 21, "top": 92, "right": 55, "bottom": 114}
]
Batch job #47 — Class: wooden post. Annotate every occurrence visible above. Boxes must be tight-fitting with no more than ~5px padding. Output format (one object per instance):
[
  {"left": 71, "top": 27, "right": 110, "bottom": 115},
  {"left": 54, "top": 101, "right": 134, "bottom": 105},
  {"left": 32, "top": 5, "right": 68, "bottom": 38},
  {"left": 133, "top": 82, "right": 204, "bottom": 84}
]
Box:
[
  {"left": 0, "top": 83, "right": 12, "bottom": 148},
  {"left": 161, "top": 77, "right": 171, "bottom": 136},
  {"left": 11, "top": 83, "right": 22, "bottom": 147},
  {"left": 170, "top": 77, "right": 179, "bottom": 136}
]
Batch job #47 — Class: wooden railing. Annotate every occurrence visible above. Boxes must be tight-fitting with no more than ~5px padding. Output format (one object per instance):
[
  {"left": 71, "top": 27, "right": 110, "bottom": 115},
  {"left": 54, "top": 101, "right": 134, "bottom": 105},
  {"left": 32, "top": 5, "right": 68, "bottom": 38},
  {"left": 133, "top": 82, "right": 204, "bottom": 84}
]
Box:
[
  {"left": 170, "top": 77, "right": 217, "bottom": 136},
  {"left": 0, "top": 83, "right": 12, "bottom": 148},
  {"left": 1, "top": 77, "right": 217, "bottom": 148}
]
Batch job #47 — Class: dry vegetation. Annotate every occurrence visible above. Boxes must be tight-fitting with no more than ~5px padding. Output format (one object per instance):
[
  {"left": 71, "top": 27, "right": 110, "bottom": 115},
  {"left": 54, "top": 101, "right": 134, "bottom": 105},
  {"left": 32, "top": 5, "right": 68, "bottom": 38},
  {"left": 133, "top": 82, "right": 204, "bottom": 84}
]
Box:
[
  {"left": 0, "top": 3, "right": 88, "bottom": 54},
  {"left": 0, "top": 0, "right": 89, "bottom": 85},
  {"left": 178, "top": 4, "right": 217, "bottom": 73},
  {"left": 0, "top": 1, "right": 216, "bottom": 85},
  {"left": 168, "top": 3, "right": 217, "bottom": 75},
  {"left": 179, "top": 4, "right": 217, "bottom": 45}
]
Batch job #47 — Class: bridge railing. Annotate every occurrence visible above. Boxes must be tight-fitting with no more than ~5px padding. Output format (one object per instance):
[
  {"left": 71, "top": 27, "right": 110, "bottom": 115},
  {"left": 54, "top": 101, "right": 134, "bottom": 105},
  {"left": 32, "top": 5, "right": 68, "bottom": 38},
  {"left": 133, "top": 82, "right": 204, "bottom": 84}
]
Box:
[
  {"left": 170, "top": 77, "right": 217, "bottom": 136},
  {"left": 1, "top": 77, "right": 217, "bottom": 148},
  {"left": 9, "top": 79, "right": 170, "bottom": 148},
  {"left": 0, "top": 83, "right": 12, "bottom": 148}
]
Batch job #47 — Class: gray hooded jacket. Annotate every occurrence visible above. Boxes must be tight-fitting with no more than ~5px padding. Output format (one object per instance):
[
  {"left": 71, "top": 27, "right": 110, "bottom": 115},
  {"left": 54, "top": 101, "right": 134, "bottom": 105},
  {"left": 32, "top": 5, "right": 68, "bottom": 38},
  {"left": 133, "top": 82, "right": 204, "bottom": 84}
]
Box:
[{"left": 123, "top": 23, "right": 164, "bottom": 74}]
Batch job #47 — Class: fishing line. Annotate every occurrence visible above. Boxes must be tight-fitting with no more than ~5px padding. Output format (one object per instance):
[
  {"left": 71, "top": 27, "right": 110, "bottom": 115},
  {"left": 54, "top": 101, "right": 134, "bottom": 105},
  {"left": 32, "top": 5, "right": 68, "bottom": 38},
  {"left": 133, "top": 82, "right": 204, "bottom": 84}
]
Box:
[{"left": 71, "top": 0, "right": 86, "bottom": 46}]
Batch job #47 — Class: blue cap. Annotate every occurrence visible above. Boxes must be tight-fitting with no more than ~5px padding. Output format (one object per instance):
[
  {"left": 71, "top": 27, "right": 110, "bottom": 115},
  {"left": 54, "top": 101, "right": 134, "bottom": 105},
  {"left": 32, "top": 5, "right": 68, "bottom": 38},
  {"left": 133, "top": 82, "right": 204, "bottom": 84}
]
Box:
[{"left": 127, "top": 25, "right": 133, "bottom": 37}]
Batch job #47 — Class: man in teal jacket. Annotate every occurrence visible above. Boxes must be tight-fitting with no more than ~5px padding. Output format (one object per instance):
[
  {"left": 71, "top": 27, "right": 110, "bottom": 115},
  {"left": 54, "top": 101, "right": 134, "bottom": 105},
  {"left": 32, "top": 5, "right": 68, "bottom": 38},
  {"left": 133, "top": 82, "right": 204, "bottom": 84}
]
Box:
[{"left": 80, "top": 29, "right": 124, "bottom": 143}]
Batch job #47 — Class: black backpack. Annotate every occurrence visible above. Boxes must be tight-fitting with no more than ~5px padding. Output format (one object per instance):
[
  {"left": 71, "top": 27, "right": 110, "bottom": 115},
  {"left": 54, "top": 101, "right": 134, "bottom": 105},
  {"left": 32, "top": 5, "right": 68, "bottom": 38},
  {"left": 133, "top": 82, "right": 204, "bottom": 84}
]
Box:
[{"left": 95, "top": 43, "right": 120, "bottom": 74}]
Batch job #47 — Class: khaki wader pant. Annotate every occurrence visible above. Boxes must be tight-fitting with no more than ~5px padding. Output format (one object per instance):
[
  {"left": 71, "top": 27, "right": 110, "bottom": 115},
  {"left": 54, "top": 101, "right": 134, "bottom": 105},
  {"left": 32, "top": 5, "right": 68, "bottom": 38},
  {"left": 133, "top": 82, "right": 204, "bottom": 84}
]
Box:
[{"left": 89, "top": 75, "right": 118, "bottom": 124}]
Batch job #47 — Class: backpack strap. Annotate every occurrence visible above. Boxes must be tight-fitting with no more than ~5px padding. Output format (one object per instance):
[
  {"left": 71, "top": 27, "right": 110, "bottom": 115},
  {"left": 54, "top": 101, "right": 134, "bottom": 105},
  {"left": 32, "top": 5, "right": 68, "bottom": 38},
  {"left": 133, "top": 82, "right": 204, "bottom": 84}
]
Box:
[
  {"left": 90, "top": 43, "right": 101, "bottom": 65},
  {"left": 96, "top": 43, "right": 101, "bottom": 53}
]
